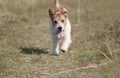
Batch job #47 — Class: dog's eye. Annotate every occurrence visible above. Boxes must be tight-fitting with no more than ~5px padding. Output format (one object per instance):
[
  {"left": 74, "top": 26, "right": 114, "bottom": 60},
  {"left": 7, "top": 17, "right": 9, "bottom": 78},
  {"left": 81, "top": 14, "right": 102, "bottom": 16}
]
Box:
[
  {"left": 54, "top": 20, "right": 57, "bottom": 24},
  {"left": 61, "top": 20, "right": 64, "bottom": 22}
]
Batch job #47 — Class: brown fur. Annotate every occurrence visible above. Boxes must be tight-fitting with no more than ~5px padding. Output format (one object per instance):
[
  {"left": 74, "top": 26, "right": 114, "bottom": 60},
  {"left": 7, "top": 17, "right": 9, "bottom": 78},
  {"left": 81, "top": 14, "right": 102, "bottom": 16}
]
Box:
[
  {"left": 49, "top": 8, "right": 68, "bottom": 27},
  {"left": 49, "top": 0, "right": 68, "bottom": 27}
]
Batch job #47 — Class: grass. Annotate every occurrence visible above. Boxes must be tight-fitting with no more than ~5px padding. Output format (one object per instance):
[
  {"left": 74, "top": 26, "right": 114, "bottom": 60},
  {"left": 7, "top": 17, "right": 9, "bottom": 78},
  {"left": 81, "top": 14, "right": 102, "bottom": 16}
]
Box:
[{"left": 0, "top": 0, "right": 120, "bottom": 78}]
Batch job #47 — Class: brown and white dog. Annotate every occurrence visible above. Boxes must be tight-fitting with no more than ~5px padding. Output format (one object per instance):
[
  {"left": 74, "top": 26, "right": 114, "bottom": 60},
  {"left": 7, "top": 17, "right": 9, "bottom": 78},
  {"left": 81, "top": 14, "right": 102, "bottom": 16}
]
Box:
[{"left": 48, "top": 0, "right": 72, "bottom": 55}]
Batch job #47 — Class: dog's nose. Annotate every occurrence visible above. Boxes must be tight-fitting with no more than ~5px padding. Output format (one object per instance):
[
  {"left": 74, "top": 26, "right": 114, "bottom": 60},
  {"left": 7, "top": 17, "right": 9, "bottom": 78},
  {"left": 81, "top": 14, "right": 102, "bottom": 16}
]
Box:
[{"left": 58, "top": 26, "right": 62, "bottom": 30}]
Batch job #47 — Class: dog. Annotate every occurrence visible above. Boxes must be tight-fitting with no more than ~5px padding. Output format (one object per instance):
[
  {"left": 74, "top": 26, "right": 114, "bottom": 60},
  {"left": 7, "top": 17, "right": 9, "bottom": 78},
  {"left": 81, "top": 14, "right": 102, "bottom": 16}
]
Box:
[{"left": 48, "top": 0, "right": 72, "bottom": 55}]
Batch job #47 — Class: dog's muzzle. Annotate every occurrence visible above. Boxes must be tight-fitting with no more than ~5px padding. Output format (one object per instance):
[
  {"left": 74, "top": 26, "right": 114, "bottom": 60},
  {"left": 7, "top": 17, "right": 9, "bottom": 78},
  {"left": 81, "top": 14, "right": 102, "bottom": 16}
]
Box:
[{"left": 56, "top": 26, "right": 64, "bottom": 39}]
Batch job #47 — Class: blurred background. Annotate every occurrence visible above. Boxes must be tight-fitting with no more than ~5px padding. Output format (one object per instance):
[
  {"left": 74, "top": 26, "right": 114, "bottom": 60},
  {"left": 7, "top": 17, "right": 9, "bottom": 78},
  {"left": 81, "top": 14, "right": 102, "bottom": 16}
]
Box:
[{"left": 0, "top": 0, "right": 120, "bottom": 78}]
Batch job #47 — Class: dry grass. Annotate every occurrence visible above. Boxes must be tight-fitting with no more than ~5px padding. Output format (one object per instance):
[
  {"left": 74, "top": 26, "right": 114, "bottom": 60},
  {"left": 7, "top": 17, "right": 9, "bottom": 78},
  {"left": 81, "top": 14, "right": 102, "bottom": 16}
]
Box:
[{"left": 0, "top": 0, "right": 120, "bottom": 78}]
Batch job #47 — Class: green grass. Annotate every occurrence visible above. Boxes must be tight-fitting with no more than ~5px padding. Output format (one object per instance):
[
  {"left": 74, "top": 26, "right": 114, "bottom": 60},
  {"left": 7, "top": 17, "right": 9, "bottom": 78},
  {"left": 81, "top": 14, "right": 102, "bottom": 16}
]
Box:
[{"left": 0, "top": 0, "right": 120, "bottom": 78}]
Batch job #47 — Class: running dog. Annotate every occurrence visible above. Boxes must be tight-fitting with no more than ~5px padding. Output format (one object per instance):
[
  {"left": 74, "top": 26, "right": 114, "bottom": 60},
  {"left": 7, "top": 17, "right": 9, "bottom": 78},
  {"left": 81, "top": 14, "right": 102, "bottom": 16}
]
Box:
[{"left": 48, "top": 0, "right": 72, "bottom": 55}]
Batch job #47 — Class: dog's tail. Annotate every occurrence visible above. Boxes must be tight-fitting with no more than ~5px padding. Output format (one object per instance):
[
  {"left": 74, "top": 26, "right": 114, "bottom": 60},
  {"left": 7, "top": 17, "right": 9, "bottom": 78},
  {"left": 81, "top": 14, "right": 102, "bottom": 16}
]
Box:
[{"left": 54, "top": 0, "right": 60, "bottom": 8}]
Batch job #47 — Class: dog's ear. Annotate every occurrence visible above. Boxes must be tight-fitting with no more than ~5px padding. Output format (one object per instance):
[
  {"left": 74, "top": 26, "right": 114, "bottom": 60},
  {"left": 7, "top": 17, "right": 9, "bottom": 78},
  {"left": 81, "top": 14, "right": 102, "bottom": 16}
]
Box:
[
  {"left": 62, "top": 8, "right": 68, "bottom": 18},
  {"left": 49, "top": 9, "right": 54, "bottom": 18}
]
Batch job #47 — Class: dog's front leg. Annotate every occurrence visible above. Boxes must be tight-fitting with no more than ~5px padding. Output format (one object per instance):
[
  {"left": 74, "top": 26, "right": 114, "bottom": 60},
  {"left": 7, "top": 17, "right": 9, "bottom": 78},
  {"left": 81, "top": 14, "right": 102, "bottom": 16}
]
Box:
[
  {"left": 52, "top": 38, "right": 59, "bottom": 55},
  {"left": 61, "top": 36, "right": 72, "bottom": 52}
]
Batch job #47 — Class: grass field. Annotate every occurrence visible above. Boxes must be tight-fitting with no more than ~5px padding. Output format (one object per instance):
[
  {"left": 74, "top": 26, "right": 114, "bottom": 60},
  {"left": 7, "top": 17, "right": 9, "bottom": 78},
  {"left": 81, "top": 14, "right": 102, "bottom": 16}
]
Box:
[{"left": 0, "top": 0, "right": 120, "bottom": 78}]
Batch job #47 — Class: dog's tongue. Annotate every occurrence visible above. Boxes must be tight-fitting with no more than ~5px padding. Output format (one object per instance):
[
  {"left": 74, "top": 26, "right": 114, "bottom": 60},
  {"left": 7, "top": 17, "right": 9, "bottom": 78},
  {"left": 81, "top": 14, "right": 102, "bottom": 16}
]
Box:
[{"left": 57, "top": 31, "right": 63, "bottom": 39}]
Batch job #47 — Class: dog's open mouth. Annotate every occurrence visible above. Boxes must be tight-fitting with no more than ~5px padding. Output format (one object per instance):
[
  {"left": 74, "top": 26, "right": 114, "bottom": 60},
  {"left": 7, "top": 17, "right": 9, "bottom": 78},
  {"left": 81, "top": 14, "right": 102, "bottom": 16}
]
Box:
[{"left": 56, "top": 30, "right": 64, "bottom": 39}]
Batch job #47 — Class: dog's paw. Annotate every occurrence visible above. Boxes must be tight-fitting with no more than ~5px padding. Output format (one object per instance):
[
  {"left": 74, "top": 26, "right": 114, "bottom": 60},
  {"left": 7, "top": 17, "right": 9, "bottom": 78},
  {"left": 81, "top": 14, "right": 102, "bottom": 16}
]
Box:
[
  {"left": 61, "top": 49, "right": 67, "bottom": 53},
  {"left": 53, "top": 52, "right": 59, "bottom": 56}
]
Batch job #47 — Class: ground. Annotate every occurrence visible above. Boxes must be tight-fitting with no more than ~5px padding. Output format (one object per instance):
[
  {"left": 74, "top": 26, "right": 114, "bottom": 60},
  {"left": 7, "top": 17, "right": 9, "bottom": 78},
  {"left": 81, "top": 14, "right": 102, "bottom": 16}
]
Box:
[{"left": 0, "top": 0, "right": 120, "bottom": 78}]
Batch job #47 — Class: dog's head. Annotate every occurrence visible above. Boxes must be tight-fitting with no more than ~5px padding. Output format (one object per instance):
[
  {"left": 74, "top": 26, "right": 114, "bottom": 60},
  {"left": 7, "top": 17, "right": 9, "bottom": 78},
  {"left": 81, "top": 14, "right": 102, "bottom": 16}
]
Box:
[{"left": 48, "top": 0, "right": 68, "bottom": 39}]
